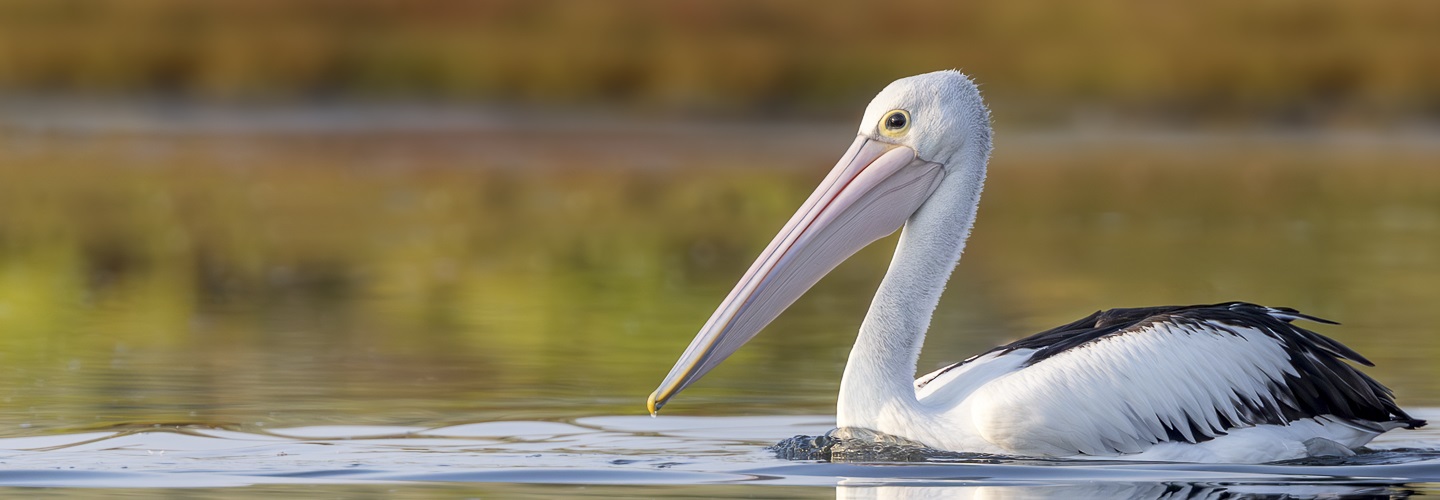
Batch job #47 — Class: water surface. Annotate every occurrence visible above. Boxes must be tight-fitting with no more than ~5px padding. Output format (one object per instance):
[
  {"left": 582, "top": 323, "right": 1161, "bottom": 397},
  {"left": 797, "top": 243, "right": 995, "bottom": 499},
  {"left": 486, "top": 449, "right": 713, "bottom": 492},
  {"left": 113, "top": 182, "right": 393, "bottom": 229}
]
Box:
[
  {"left": 0, "top": 117, "right": 1437, "bottom": 495},
  {"left": 1, "top": 412, "right": 1439, "bottom": 496}
]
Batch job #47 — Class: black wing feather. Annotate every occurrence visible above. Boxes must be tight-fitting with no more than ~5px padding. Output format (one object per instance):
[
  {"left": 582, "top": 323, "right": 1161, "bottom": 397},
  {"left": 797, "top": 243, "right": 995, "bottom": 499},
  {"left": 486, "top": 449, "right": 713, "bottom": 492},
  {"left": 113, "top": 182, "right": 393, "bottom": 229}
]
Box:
[{"left": 929, "top": 301, "right": 1424, "bottom": 445}]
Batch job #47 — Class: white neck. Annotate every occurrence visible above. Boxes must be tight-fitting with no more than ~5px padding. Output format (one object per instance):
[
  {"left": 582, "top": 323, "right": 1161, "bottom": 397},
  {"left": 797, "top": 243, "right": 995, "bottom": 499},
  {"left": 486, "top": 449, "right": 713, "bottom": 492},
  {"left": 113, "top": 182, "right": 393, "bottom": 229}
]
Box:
[{"left": 836, "top": 141, "right": 988, "bottom": 428}]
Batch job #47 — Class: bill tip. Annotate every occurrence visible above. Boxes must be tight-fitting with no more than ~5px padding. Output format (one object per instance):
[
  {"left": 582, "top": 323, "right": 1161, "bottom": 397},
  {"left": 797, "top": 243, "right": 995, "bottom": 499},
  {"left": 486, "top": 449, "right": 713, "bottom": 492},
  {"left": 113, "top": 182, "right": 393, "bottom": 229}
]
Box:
[{"left": 646, "top": 391, "right": 661, "bottom": 416}]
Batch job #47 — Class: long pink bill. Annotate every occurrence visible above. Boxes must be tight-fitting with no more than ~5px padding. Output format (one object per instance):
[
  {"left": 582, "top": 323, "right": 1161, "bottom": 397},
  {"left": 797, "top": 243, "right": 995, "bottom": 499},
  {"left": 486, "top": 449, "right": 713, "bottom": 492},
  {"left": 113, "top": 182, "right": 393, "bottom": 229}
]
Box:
[{"left": 649, "top": 136, "right": 944, "bottom": 414}]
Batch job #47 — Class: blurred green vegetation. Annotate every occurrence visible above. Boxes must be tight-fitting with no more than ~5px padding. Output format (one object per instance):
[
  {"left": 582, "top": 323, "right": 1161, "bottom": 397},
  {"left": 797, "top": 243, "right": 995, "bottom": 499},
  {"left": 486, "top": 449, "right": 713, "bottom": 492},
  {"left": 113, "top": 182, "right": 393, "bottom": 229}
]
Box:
[
  {"left": 0, "top": 129, "right": 1436, "bottom": 434},
  {"left": 0, "top": 0, "right": 1436, "bottom": 123}
]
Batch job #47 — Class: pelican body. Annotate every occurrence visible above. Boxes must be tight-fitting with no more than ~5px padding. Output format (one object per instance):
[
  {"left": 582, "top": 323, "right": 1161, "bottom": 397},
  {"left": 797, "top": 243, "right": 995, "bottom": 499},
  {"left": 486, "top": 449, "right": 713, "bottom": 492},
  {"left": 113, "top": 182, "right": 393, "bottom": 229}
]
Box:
[{"left": 648, "top": 71, "right": 1423, "bottom": 463}]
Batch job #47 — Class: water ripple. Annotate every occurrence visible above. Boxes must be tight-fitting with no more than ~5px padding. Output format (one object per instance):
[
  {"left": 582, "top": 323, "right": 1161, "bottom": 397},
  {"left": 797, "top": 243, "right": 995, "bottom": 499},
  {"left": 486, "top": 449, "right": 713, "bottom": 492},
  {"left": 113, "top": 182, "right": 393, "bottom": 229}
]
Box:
[{"left": 0, "top": 414, "right": 1436, "bottom": 496}]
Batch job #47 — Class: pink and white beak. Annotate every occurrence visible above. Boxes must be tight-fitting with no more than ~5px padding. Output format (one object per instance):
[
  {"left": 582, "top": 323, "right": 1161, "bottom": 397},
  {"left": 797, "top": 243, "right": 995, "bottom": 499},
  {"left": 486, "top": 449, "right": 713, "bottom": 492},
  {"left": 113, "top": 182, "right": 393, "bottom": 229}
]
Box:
[{"left": 649, "top": 136, "right": 945, "bottom": 414}]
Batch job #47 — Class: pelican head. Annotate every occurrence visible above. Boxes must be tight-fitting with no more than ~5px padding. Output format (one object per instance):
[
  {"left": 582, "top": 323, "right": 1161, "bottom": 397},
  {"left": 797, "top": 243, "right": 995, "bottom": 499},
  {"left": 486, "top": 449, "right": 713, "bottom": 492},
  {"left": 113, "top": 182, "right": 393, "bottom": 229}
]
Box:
[
  {"left": 649, "top": 70, "right": 992, "bottom": 414},
  {"left": 856, "top": 70, "right": 992, "bottom": 177}
]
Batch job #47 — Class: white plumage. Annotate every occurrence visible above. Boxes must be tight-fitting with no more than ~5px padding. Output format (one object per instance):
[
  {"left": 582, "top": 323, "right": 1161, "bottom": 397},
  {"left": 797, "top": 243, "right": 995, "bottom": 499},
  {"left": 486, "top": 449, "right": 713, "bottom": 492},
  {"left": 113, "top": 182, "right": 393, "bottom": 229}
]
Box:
[
  {"left": 907, "top": 311, "right": 1413, "bottom": 462},
  {"left": 649, "top": 71, "right": 1423, "bottom": 463}
]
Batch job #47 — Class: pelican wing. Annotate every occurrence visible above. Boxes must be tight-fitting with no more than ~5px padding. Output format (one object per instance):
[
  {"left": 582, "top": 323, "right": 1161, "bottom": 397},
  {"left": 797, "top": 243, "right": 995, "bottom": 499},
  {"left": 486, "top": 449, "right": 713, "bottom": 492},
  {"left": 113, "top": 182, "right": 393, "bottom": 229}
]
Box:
[{"left": 931, "top": 302, "right": 1424, "bottom": 456}]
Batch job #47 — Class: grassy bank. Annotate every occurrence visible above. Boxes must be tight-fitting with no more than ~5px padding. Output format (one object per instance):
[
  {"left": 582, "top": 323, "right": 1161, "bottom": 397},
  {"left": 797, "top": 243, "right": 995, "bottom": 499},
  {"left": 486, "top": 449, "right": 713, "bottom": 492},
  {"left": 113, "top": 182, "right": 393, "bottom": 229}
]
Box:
[{"left": 0, "top": 1, "right": 1435, "bottom": 123}]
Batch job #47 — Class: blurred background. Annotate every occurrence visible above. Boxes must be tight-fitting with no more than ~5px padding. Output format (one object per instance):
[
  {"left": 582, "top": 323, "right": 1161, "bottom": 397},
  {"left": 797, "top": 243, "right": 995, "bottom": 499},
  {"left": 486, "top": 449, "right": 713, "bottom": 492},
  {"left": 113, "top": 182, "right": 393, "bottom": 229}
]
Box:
[{"left": 0, "top": 0, "right": 1437, "bottom": 435}]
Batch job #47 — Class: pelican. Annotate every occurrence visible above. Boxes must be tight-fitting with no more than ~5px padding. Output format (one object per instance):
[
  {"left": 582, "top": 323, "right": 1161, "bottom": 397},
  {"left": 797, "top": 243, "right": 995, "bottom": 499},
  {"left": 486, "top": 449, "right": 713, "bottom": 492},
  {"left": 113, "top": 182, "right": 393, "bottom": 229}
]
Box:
[{"left": 647, "top": 70, "right": 1425, "bottom": 463}]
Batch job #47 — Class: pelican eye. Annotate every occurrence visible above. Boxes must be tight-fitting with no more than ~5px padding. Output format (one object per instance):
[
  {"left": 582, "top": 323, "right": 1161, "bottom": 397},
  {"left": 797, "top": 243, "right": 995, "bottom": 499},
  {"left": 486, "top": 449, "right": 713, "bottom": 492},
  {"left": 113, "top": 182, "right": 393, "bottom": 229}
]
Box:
[{"left": 880, "top": 109, "right": 911, "bottom": 136}]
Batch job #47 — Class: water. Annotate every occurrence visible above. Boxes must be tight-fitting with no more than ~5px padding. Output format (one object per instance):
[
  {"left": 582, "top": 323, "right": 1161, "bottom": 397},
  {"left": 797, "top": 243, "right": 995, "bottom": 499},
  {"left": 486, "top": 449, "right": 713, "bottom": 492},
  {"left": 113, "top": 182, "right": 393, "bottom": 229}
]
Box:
[
  {"left": 0, "top": 114, "right": 1438, "bottom": 495},
  {"left": 1, "top": 413, "right": 1439, "bottom": 495}
]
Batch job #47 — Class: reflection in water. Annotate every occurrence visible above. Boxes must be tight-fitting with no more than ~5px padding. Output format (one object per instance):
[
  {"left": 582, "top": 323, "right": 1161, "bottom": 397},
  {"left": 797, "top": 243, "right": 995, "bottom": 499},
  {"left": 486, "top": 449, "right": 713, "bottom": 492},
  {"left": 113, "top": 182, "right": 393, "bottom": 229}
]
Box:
[
  {"left": 0, "top": 415, "right": 1435, "bottom": 493},
  {"left": 0, "top": 127, "right": 1436, "bottom": 442},
  {"left": 773, "top": 427, "right": 1010, "bottom": 463},
  {"left": 836, "top": 483, "right": 1411, "bottom": 500}
]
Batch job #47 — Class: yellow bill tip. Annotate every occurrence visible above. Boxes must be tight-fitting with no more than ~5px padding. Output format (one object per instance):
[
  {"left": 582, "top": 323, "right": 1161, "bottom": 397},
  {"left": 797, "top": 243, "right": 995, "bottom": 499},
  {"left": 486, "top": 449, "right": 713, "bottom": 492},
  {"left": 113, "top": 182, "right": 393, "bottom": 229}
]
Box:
[{"left": 646, "top": 390, "right": 660, "bottom": 416}]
